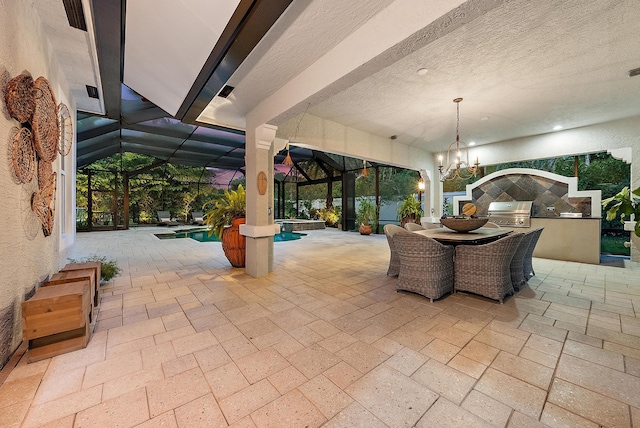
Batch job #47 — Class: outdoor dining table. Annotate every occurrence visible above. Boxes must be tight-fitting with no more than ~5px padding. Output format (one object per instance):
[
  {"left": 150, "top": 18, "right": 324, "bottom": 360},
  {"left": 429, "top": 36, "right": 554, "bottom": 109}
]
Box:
[{"left": 413, "top": 227, "right": 512, "bottom": 245}]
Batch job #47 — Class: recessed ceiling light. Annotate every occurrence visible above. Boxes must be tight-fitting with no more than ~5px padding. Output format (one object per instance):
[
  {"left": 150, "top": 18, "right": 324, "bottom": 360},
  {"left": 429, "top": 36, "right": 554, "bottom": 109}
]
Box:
[
  {"left": 416, "top": 68, "right": 428, "bottom": 76},
  {"left": 469, "top": 141, "right": 476, "bottom": 146},
  {"left": 553, "top": 125, "right": 563, "bottom": 131},
  {"left": 480, "top": 116, "right": 489, "bottom": 121}
]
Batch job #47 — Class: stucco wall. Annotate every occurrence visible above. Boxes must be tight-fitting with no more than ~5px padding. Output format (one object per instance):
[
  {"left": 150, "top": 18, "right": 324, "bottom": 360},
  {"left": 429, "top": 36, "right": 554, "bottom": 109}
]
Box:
[
  {"left": 437, "top": 116, "right": 640, "bottom": 260},
  {"left": 0, "top": 1, "right": 74, "bottom": 368}
]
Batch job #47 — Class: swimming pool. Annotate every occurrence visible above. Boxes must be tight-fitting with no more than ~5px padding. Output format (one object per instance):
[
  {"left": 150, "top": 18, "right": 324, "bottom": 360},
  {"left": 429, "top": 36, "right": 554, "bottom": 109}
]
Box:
[{"left": 155, "top": 228, "right": 305, "bottom": 242}]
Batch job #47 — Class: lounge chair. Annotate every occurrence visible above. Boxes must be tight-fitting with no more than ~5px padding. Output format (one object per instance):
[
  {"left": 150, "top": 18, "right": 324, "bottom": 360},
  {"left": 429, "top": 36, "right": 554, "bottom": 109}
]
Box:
[
  {"left": 157, "top": 211, "right": 179, "bottom": 226},
  {"left": 192, "top": 212, "right": 204, "bottom": 225}
]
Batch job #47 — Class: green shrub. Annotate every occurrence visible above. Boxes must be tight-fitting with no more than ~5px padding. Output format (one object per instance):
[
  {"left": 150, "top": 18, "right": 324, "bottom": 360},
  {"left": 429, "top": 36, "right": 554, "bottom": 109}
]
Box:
[{"left": 68, "top": 255, "right": 122, "bottom": 283}]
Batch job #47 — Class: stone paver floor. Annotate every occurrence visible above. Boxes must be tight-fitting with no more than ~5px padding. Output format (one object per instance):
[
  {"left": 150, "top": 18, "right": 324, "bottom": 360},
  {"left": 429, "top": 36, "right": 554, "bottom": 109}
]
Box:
[{"left": 1, "top": 227, "right": 640, "bottom": 427}]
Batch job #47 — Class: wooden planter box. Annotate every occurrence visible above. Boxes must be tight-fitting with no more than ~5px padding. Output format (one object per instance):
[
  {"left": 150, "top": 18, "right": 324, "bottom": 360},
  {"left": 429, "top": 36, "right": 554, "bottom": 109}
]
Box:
[
  {"left": 22, "top": 281, "right": 91, "bottom": 362},
  {"left": 44, "top": 266, "right": 98, "bottom": 322},
  {"left": 61, "top": 262, "right": 101, "bottom": 308}
]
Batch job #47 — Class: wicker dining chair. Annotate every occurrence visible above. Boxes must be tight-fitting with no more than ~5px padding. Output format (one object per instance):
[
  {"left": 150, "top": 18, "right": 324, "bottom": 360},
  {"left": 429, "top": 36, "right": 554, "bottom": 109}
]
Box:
[
  {"left": 510, "top": 231, "right": 534, "bottom": 291},
  {"left": 523, "top": 228, "right": 544, "bottom": 279},
  {"left": 393, "top": 232, "right": 455, "bottom": 302},
  {"left": 383, "top": 224, "right": 411, "bottom": 276},
  {"left": 404, "top": 222, "right": 426, "bottom": 231},
  {"left": 454, "top": 233, "right": 524, "bottom": 303}
]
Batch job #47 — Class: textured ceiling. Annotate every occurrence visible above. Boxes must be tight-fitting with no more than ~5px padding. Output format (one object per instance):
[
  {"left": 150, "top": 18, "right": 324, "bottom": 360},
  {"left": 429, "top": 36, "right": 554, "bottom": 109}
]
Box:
[
  {"left": 200, "top": 0, "right": 640, "bottom": 153},
  {"left": 305, "top": 0, "right": 640, "bottom": 149},
  {"left": 197, "top": 0, "right": 395, "bottom": 130},
  {"left": 34, "top": 0, "right": 640, "bottom": 169}
]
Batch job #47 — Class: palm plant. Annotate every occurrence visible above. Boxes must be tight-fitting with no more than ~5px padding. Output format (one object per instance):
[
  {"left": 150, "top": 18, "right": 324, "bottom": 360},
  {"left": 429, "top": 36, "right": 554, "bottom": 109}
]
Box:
[{"left": 203, "top": 185, "right": 246, "bottom": 238}]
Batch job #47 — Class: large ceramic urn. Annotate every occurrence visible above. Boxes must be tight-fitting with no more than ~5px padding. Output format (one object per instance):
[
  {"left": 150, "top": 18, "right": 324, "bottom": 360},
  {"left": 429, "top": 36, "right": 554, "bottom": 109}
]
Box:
[{"left": 222, "top": 217, "right": 246, "bottom": 267}]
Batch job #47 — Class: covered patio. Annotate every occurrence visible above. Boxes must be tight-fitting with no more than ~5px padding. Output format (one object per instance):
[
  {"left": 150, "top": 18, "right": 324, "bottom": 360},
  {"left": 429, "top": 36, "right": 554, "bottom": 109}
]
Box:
[
  {"left": 2, "top": 228, "right": 639, "bottom": 427},
  {"left": 2, "top": 1, "right": 640, "bottom": 427}
]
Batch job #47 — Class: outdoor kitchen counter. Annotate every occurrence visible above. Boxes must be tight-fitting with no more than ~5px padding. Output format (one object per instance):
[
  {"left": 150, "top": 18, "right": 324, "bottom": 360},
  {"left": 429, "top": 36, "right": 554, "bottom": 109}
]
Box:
[{"left": 502, "top": 217, "right": 601, "bottom": 264}]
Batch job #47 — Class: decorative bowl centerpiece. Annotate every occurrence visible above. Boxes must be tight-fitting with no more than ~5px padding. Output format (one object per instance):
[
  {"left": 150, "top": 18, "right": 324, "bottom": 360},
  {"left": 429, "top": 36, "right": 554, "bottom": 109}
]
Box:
[{"left": 440, "top": 216, "right": 488, "bottom": 232}]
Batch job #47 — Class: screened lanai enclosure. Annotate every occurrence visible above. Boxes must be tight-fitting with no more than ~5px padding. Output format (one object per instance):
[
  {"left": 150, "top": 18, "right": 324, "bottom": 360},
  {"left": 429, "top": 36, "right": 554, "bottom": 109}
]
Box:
[{"left": 76, "top": 85, "right": 424, "bottom": 232}]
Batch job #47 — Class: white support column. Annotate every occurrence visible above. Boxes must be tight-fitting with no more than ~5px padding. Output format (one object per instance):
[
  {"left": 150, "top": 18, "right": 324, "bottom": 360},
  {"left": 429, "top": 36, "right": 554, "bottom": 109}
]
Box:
[
  {"left": 242, "top": 123, "right": 280, "bottom": 277},
  {"left": 419, "top": 168, "right": 439, "bottom": 224}
]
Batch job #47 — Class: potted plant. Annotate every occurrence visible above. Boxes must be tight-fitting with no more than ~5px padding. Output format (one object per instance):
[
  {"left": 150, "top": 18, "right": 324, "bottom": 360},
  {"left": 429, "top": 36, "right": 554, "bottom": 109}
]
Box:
[
  {"left": 68, "top": 255, "right": 122, "bottom": 284},
  {"left": 397, "top": 194, "right": 423, "bottom": 227},
  {"left": 356, "top": 198, "right": 376, "bottom": 235},
  {"left": 602, "top": 186, "right": 640, "bottom": 237},
  {"left": 203, "top": 185, "right": 246, "bottom": 267}
]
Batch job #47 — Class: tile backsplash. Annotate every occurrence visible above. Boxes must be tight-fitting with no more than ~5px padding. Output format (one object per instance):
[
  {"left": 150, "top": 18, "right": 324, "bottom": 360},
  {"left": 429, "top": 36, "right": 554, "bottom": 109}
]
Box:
[{"left": 460, "top": 173, "right": 592, "bottom": 217}]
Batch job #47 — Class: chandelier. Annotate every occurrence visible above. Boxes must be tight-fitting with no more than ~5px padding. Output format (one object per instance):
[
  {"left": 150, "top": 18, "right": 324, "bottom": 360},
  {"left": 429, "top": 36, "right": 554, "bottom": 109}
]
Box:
[{"left": 438, "top": 98, "right": 479, "bottom": 181}]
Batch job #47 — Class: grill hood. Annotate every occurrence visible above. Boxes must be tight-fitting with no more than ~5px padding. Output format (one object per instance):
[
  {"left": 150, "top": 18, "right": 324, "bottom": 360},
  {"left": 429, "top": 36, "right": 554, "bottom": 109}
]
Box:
[{"left": 487, "top": 201, "right": 533, "bottom": 227}]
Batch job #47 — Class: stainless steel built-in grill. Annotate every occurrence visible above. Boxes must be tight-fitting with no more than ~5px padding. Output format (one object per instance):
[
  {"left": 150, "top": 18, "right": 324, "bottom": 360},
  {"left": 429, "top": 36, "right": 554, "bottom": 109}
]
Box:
[{"left": 487, "top": 201, "right": 533, "bottom": 228}]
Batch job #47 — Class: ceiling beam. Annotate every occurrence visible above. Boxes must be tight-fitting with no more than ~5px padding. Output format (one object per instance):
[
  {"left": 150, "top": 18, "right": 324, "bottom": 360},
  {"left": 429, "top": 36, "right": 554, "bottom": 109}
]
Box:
[
  {"left": 120, "top": 135, "right": 237, "bottom": 155},
  {"left": 120, "top": 143, "right": 236, "bottom": 164},
  {"left": 90, "top": 0, "right": 124, "bottom": 119},
  {"left": 121, "top": 106, "right": 170, "bottom": 125},
  {"left": 123, "top": 123, "right": 244, "bottom": 149},
  {"left": 312, "top": 150, "right": 343, "bottom": 171},
  {"left": 192, "top": 120, "right": 245, "bottom": 136},
  {"left": 77, "top": 122, "right": 120, "bottom": 141},
  {"left": 77, "top": 135, "right": 120, "bottom": 157},
  {"left": 77, "top": 146, "right": 121, "bottom": 168},
  {"left": 176, "top": 0, "right": 294, "bottom": 123}
]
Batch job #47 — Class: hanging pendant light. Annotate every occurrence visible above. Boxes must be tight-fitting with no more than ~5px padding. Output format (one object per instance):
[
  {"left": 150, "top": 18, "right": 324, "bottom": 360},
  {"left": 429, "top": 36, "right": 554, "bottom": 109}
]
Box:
[
  {"left": 438, "top": 98, "right": 479, "bottom": 181},
  {"left": 283, "top": 143, "right": 294, "bottom": 166},
  {"left": 362, "top": 159, "right": 368, "bottom": 177}
]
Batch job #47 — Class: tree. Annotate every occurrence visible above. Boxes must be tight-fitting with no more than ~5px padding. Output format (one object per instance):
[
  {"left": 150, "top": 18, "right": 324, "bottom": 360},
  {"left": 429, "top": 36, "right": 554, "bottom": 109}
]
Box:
[{"left": 77, "top": 153, "right": 222, "bottom": 226}]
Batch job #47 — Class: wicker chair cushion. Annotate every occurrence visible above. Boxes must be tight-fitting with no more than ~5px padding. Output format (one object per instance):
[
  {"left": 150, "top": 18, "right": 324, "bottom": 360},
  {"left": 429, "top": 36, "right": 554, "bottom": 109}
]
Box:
[
  {"left": 454, "top": 233, "right": 524, "bottom": 303},
  {"left": 394, "top": 233, "right": 454, "bottom": 302},
  {"left": 523, "top": 228, "right": 544, "bottom": 279}
]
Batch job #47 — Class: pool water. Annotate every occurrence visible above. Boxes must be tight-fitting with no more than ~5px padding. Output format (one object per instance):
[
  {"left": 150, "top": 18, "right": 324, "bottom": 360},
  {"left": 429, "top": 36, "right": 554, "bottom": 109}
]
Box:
[{"left": 155, "top": 228, "right": 305, "bottom": 242}]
